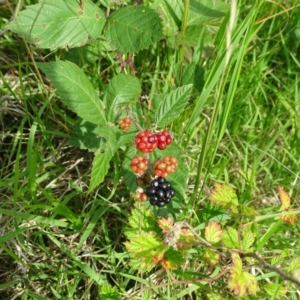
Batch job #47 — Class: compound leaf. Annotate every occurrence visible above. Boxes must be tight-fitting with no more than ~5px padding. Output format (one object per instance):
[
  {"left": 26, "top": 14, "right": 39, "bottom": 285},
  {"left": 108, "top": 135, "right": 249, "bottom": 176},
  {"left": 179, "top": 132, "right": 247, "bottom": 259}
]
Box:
[
  {"left": 155, "top": 85, "right": 193, "bottom": 128},
  {"left": 104, "top": 5, "right": 163, "bottom": 53},
  {"left": 38, "top": 61, "right": 106, "bottom": 125},
  {"left": 7, "top": 0, "right": 105, "bottom": 50}
]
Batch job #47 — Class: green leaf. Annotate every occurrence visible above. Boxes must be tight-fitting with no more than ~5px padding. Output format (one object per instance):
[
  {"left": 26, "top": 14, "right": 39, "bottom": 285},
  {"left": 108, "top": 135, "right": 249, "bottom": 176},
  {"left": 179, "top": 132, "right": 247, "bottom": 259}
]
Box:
[
  {"left": 7, "top": 0, "right": 105, "bottom": 50},
  {"left": 155, "top": 85, "right": 193, "bottom": 127},
  {"left": 124, "top": 233, "right": 166, "bottom": 272},
  {"left": 264, "top": 283, "right": 287, "bottom": 298},
  {"left": 124, "top": 205, "right": 159, "bottom": 239},
  {"left": 187, "top": 0, "right": 229, "bottom": 26},
  {"left": 205, "top": 221, "right": 222, "bottom": 244},
  {"left": 287, "top": 257, "right": 300, "bottom": 273},
  {"left": 38, "top": 61, "right": 106, "bottom": 125},
  {"left": 104, "top": 5, "right": 163, "bottom": 53},
  {"left": 162, "top": 247, "right": 185, "bottom": 270},
  {"left": 70, "top": 120, "right": 106, "bottom": 152},
  {"left": 208, "top": 182, "right": 239, "bottom": 213},
  {"left": 228, "top": 253, "right": 259, "bottom": 298},
  {"left": 99, "top": 284, "right": 119, "bottom": 300},
  {"left": 241, "top": 227, "right": 255, "bottom": 252},
  {"left": 222, "top": 226, "right": 239, "bottom": 249},
  {"left": 88, "top": 126, "right": 116, "bottom": 193},
  {"left": 106, "top": 74, "right": 141, "bottom": 122},
  {"left": 156, "top": 0, "right": 183, "bottom": 36},
  {"left": 174, "top": 63, "right": 204, "bottom": 95}
]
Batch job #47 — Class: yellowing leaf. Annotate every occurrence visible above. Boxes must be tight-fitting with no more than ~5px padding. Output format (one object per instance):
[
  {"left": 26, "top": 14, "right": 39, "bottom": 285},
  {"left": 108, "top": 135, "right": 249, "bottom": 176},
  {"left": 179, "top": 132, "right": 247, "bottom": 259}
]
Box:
[
  {"left": 209, "top": 183, "right": 239, "bottom": 213},
  {"left": 161, "top": 248, "right": 184, "bottom": 270},
  {"left": 228, "top": 253, "right": 259, "bottom": 298},
  {"left": 205, "top": 221, "right": 222, "bottom": 244},
  {"left": 177, "top": 226, "right": 195, "bottom": 250},
  {"left": 204, "top": 248, "right": 220, "bottom": 267},
  {"left": 124, "top": 233, "right": 166, "bottom": 272},
  {"left": 222, "top": 226, "right": 239, "bottom": 249},
  {"left": 158, "top": 217, "right": 174, "bottom": 233},
  {"left": 278, "top": 186, "right": 290, "bottom": 209}
]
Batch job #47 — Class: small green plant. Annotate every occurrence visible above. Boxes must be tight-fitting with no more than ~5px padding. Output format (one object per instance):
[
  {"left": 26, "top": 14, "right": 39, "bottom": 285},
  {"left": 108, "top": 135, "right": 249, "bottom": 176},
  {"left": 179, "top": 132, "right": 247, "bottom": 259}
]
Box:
[{"left": 4, "top": 0, "right": 300, "bottom": 299}]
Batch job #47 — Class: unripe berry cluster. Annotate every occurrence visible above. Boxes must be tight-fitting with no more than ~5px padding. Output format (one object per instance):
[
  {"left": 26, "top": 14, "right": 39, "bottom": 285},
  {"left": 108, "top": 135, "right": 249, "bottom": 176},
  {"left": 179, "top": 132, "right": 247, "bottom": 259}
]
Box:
[
  {"left": 134, "top": 190, "right": 148, "bottom": 202},
  {"left": 131, "top": 156, "right": 149, "bottom": 175},
  {"left": 154, "top": 156, "right": 178, "bottom": 178},
  {"left": 145, "top": 177, "right": 175, "bottom": 207},
  {"left": 118, "top": 117, "right": 131, "bottom": 132}
]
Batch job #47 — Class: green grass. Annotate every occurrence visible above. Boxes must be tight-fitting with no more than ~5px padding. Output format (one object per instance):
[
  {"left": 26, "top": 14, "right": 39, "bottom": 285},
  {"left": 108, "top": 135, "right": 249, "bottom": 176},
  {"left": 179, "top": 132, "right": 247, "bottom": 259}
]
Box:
[{"left": 1, "top": 0, "right": 300, "bottom": 299}]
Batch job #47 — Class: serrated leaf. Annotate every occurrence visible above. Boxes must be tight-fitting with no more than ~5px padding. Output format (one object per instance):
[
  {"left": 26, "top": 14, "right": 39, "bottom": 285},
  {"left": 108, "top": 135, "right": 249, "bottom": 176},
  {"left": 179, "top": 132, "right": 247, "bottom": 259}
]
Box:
[
  {"left": 99, "top": 284, "right": 119, "bottom": 300},
  {"left": 271, "top": 249, "right": 290, "bottom": 266},
  {"left": 104, "top": 5, "right": 163, "bottom": 53},
  {"left": 222, "top": 226, "right": 239, "bottom": 249},
  {"left": 124, "top": 233, "right": 166, "bottom": 272},
  {"left": 278, "top": 186, "right": 291, "bottom": 209},
  {"left": 204, "top": 248, "right": 220, "bottom": 267},
  {"left": 155, "top": 85, "right": 193, "bottom": 127},
  {"left": 208, "top": 182, "right": 239, "bottom": 213},
  {"left": 88, "top": 126, "right": 116, "bottom": 192},
  {"left": 7, "top": 0, "right": 105, "bottom": 50},
  {"left": 264, "top": 283, "right": 287, "bottom": 298},
  {"left": 106, "top": 74, "right": 141, "bottom": 122},
  {"left": 241, "top": 228, "right": 255, "bottom": 252},
  {"left": 125, "top": 205, "right": 158, "bottom": 238},
  {"left": 228, "top": 253, "right": 259, "bottom": 298},
  {"left": 70, "top": 120, "right": 106, "bottom": 152},
  {"left": 161, "top": 247, "right": 185, "bottom": 270},
  {"left": 287, "top": 257, "right": 300, "bottom": 273},
  {"left": 205, "top": 221, "right": 222, "bottom": 244},
  {"left": 38, "top": 61, "right": 106, "bottom": 125}
]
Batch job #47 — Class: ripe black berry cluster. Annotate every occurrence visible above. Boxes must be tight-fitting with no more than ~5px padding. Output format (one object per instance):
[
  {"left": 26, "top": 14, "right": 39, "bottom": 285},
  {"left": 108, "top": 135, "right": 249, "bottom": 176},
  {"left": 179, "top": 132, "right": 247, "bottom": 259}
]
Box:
[{"left": 145, "top": 177, "right": 175, "bottom": 207}]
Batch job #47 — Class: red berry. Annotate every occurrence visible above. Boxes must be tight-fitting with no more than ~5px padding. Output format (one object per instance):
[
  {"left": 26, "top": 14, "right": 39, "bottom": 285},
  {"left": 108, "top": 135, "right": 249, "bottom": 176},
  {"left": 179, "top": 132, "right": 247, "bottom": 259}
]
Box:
[
  {"left": 135, "top": 131, "right": 158, "bottom": 153},
  {"left": 154, "top": 156, "right": 178, "bottom": 178},
  {"left": 156, "top": 131, "right": 172, "bottom": 150},
  {"left": 131, "top": 156, "right": 149, "bottom": 175},
  {"left": 118, "top": 117, "right": 131, "bottom": 132}
]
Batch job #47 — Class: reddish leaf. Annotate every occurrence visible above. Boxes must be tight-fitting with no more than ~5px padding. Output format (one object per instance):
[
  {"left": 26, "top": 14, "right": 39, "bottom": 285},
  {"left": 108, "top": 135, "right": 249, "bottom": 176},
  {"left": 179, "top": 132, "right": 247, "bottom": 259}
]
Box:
[{"left": 278, "top": 186, "right": 290, "bottom": 209}]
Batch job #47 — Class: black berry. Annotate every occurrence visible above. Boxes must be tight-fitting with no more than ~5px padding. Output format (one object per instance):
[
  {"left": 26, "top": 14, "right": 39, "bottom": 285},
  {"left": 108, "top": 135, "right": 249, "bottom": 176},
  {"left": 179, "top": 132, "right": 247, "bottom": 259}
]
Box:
[{"left": 145, "top": 177, "right": 175, "bottom": 208}]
